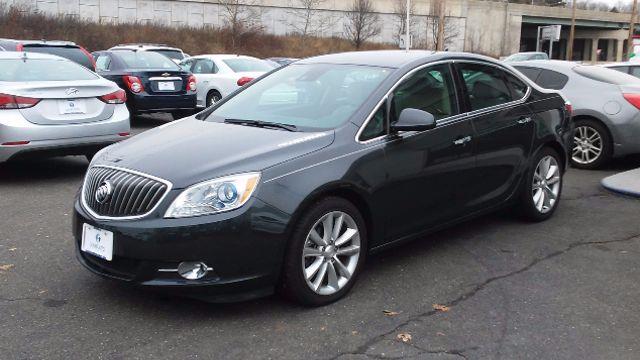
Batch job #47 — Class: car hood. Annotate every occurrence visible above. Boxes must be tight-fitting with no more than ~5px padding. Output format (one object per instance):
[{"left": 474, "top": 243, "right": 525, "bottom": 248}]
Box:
[{"left": 93, "top": 118, "right": 335, "bottom": 189}]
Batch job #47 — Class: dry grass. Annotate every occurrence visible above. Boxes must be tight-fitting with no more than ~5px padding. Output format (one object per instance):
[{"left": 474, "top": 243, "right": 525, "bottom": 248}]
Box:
[{"left": 0, "top": 5, "right": 392, "bottom": 58}]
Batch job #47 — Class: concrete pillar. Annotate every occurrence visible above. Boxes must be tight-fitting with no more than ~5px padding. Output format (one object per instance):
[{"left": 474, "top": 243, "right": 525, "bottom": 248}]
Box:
[
  {"left": 616, "top": 39, "right": 624, "bottom": 61},
  {"left": 582, "top": 39, "right": 591, "bottom": 61},
  {"left": 591, "top": 38, "right": 599, "bottom": 63},
  {"left": 606, "top": 39, "right": 615, "bottom": 61}
]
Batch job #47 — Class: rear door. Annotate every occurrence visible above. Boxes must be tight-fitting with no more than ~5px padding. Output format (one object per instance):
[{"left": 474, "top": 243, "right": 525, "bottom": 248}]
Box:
[
  {"left": 454, "top": 61, "right": 535, "bottom": 210},
  {"left": 191, "top": 58, "right": 218, "bottom": 106}
]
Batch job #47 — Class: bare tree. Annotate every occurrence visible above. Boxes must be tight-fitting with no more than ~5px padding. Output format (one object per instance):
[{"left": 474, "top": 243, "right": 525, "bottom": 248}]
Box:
[
  {"left": 284, "top": 0, "right": 333, "bottom": 44},
  {"left": 343, "top": 0, "right": 381, "bottom": 49},
  {"left": 219, "top": 0, "right": 264, "bottom": 50},
  {"left": 392, "top": 0, "right": 416, "bottom": 44}
]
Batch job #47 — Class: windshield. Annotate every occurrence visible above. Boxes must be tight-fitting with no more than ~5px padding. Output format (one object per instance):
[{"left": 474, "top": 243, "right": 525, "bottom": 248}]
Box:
[
  {"left": 150, "top": 49, "right": 184, "bottom": 61},
  {"left": 0, "top": 58, "right": 98, "bottom": 81},
  {"left": 223, "top": 58, "right": 274, "bottom": 72},
  {"left": 115, "top": 50, "right": 180, "bottom": 70},
  {"left": 209, "top": 64, "right": 391, "bottom": 131}
]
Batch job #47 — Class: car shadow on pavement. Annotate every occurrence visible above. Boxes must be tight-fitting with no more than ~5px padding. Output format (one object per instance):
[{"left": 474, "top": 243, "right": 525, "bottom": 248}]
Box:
[{"left": 0, "top": 156, "right": 88, "bottom": 183}]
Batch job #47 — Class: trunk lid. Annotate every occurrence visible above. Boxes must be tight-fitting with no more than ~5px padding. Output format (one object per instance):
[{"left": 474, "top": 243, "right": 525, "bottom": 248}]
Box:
[{"left": 135, "top": 70, "right": 190, "bottom": 95}]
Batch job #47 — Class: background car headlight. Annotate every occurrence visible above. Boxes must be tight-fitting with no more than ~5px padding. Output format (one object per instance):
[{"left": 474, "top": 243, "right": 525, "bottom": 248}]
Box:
[{"left": 164, "top": 172, "right": 260, "bottom": 218}]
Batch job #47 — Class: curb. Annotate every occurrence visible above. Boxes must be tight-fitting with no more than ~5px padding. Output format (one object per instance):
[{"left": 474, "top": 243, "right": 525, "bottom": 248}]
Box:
[{"left": 601, "top": 168, "right": 640, "bottom": 198}]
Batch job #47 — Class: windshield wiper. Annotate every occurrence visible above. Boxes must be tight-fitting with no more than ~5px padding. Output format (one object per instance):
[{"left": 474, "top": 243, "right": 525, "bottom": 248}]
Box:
[{"left": 224, "top": 118, "right": 297, "bottom": 132}]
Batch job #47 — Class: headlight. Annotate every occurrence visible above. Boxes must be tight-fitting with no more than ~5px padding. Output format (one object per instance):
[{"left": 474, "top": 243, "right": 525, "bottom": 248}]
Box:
[{"left": 164, "top": 172, "right": 261, "bottom": 218}]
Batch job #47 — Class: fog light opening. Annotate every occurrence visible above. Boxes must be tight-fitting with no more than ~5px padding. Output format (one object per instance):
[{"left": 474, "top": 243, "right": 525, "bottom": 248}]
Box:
[{"left": 177, "top": 261, "right": 211, "bottom": 280}]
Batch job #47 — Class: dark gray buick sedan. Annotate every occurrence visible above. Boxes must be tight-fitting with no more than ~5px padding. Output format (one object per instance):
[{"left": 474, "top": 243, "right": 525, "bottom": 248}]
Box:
[{"left": 74, "top": 51, "right": 572, "bottom": 306}]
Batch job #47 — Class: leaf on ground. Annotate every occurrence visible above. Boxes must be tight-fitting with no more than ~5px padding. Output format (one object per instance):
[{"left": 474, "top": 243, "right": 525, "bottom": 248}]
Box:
[
  {"left": 383, "top": 310, "right": 401, "bottom": 317},
  {"left": 432, "top": 303, "right": 450, "bottom": 312},
  {"left": 396, "top": 332, "right": 412, "bottom": 343},
  {"left": 0, "top": 264, "right": 14, "bottom": 271}
]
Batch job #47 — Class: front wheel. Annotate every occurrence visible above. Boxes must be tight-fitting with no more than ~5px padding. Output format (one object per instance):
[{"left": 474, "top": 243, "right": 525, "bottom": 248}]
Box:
[
  {"left": 570, "top": 119, "right": 612, "bottom": 169},
  {"left": 517, "top": 147, "right": 563, "bottom": 222},
  {"left": 280, "top": 197, "right": 367, "bottom": 306}
]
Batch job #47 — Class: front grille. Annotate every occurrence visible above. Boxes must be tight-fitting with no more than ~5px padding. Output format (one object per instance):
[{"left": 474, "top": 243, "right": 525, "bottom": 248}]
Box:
[{"left": 82, "top": 166, "right": 169, "bottom": 218}]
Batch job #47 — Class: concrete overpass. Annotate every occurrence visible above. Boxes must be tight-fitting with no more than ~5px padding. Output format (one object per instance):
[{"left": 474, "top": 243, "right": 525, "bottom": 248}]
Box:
[{"left": 1, "top": 0, "right": 636, "bottom": 60}]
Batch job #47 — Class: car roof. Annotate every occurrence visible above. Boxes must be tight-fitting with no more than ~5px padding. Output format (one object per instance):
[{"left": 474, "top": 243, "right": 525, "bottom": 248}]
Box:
[
  {"left": 110, "top": 44, "right": 182, "bottom": 51},
  {"left": 298, "top": 50, "right": 501, "bottom": 69},
  {"left": 509, "top": 60, "right": 578, "bottom": 71},
  {"left": 188, "top": 54, "right": 261, "bottom": 61},
  {"left": 0, "top": 51, "right": 66, "bottom": 60},
  {"left": 0, "top": 38, "right": 78, "bottom": 47}
]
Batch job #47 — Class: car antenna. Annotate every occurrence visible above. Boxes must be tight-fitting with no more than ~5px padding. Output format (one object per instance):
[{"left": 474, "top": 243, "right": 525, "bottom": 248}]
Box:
[{"left": 21, "top": 51, "right": 28, "bottom": 62}]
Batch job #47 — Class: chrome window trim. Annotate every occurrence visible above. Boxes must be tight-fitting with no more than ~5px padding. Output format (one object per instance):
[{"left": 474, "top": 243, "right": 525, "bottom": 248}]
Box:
[
  {"left": 149, "top": 76, "right": 183, "bottom": 81},
  {"left": 80, "top": 165, "right": 173, "bottom": 221},
  {"left": 355, "top": 58, "right": 532, "bottom": 145}
]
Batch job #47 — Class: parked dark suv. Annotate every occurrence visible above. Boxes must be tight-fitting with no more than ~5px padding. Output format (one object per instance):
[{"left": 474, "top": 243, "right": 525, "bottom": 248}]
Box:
[
  {"left": 74, "top": 51, "right": 572, "bottom": 306},
  {"left": 0, "top": 39, "right": 95, "bottom": 70},
  {"left": 93, "top": 49, "right": 197, "bottom": 119}
]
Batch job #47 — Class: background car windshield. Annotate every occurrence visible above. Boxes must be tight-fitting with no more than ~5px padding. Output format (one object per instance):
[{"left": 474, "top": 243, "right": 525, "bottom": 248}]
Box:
[
  {"left": 24, "top": 45, "right": 93, "bottom": 69},
  {"left": 150, "top": 49, "right": 184, "bottom": 61},
  {"left": 0, "top": 59, "right": 98, "bottom": 81},
  {"left": 210, "top": 63, "right": 390, "bottom": 130},
  {"left": 117, "top": 51, "right": 180, "bottom": 70},
  {"left": 223, "top": 58, "right": 274, "bottom": 72},
  {"left": 573, "top": 65, "right": 640, "bottom": 85}
]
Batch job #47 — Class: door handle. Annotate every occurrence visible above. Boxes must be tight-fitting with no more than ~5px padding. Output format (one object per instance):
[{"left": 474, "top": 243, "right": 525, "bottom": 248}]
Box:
[
  {"left": 453, "top": 135, "right": 472, "bottom": 146},
  {"left": 517, "top": 117, "right": 532, "bottom": 124}
]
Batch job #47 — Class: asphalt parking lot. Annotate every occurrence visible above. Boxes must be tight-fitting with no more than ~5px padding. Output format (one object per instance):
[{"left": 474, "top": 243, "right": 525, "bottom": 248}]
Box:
[{"left": 1, "top": 116, "right": 640, "bottom": 360}]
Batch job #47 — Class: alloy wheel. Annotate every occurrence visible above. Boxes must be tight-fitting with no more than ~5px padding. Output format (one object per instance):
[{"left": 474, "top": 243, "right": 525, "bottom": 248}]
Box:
[
  {"left": 532, "top": 155, "right": 561, "bottom": 214},
  {"left": 572, "top": 126, "right": 602, "bottom": 165},
  {"left": 302, "top": 211, "right": 361, "bottom": 296}
]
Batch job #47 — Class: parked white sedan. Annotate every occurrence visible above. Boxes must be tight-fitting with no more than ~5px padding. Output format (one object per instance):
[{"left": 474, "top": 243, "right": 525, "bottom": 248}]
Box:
[
  {"left": 179, "top": 54, "right": 274, "bottom": 108},
  {"left": 0, "top": 52, "right": 130, "bottom": 163}
]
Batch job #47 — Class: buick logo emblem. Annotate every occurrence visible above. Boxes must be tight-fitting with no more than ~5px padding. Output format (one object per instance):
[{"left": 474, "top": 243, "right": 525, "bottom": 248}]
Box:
[
  {"left": 65, "top": 88, "right": 79, "bottom": 96},
  {"left": 95, "top": 180, "right": 113, "bottom": 204}
]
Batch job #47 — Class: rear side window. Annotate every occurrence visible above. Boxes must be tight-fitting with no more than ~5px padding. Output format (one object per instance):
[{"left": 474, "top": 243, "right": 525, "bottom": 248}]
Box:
[
  {"left": 223, "top": 58, "right": 273, "bottom": 73},
  {"left": 609, "top": 66, "right": 629, "bottom": 74},
  {"left": 573, "top": 65, "right": 640, "bottom": 85},
  {"left": 0, "top": 59, "right": 98, "bottom": 81},
  {"left": 95, "top": 55, "right": 111, "bottom": 71},
  {"left": 631, "top": 67, "right": 640, "bottom": 78},
  {"left": 23, "top": 45, "right": 93, "bottom": 69},
  {"left": 115, "top": 50, "right": 180, "bottom": 70},
  {"left": 150, "top": 49, "right": 184, "bottom": 61},
  {"left": 459, "top": 63, "right": 513, "bottom": 111},
  {"left": 514, "top": 66, "right": 542, "bottom": 82},
  {"left": 536, "top": 70, "right": 569, "bottom": 90}
]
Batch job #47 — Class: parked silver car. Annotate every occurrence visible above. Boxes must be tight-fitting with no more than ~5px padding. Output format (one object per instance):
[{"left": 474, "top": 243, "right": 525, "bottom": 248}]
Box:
[
  {"left": 601, "top": 62, "right": 640, "bottom": 79},
  {"left": 512, "top": 60, "right": 640, "bottom": 169},
  {"left": 0, "top": 52, "right": 130, "bottom": 162}
]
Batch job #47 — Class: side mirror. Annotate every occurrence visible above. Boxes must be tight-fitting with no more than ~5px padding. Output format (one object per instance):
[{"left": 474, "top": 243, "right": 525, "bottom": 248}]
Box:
[{"left": 390, "top": 108, "right": 436, "bottom": 132}]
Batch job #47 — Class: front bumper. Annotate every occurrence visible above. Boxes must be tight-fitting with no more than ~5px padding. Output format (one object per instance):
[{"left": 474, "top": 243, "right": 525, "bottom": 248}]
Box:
[
  {"left": 73, "top": 195, "right": 291, "bottom": 302},
  {"left": 127, "top": 92, "right": 197, "bottom": 114}
]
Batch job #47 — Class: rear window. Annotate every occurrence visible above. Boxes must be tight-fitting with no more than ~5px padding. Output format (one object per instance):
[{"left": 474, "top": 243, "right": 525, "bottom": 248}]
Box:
[
  {"left": 536, "top": 70, "right": 569, "bottom": 90},
  {"left": 0, "top": 59, "right": 98, "bottom": 81},
  {"left": 223, "top": 58, "right": 273, "bottom": 73},
  {"left": 573, "top": 65, "right": 640, "bottom": 85},
  {"left": 23, "top": 45, "right": 93, "bottom": 69},
  {"left": 149, "top": 49, "right": 184, "bottom": 61},
  {"left": 115, "top": 50, "right": 180, "bottom": 70}
]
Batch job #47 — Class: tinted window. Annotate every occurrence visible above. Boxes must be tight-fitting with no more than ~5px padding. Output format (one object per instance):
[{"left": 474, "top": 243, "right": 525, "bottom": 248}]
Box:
[
  {"left": 391, "top": 64, "right": 458, "bottom": 122},
  {"left": 179, "top": 59, "right": 193, "bottom": 72},
  {"left": 211, "top": 64, "right": 390, "bottom": 131},
  {"left": 223, "top": 58, "right": 273, "bottom": 72},
  {"left": 360, "top": 103, "right": 386, "bottom": 141},
  {"left": 150, "top": 49, "right": 184, "bottom": 61},
  {"left": 23, "top": 45, "right": 93, "bottom": 69},
  {"left": 514, "top": 66, "right": 542, "bottom": 82},
  {"left": 631, "top": 66, "right": 640, "bottom": 78},
  {"left": 115, "top": 50, "right": 180, "bottom": 70},
  {"left": 609, "top": 66, "right": 629, "bottom": 74},
  {"left": 193, "top": 59, "right": 216, "bottom": 74},
  {"left": 0, "top": 59, "right": 98, "bottom": 81},
  {"left": 506, "top": 73, "right": 529, "bottom": 98},
  {"left": 573, "top": 65, "right": 640, "bottom": 85},
  {"left": 95, "top": 55, "right": 111, "bottom": 71},
  {"left": 536, "top": 69, "right": 569, "bottom": 90},
  {"left": 459, "top": 63, "right": 512, "bottom": 111}
]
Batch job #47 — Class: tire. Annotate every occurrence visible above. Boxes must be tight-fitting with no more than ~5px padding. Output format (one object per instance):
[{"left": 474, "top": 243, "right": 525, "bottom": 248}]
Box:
[
  {"left": 517, "top": 147, "right": 563, "bottom": 222},
  {"left": 206, "top": 91, "right": 222, "bottom": 107},
  {"left": 280, "top": 197, "right": 368, "bottom": 306},
  {"left": 570, "top": 118, "right": 612, "bottom": 170}
]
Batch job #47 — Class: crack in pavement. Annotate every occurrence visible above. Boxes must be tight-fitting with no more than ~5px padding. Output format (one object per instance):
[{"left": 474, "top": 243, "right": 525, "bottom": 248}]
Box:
[
  {"left": 326, "top": 232, "right": 640, "bottom": 360},
  {"left": 0, "top": 296, "right": 41, "bottom": 302}
]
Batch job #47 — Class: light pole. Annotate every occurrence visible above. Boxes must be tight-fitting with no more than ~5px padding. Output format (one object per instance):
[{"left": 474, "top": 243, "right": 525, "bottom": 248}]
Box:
[
  {"left": 406, "top": 0, "right": 410, "bottom": 51},
  {"left": 567, "top": 0, "right": 576, "bottom": 60},
  {"left": 627, "top": 0, "right": 638, "bottom": 61}
]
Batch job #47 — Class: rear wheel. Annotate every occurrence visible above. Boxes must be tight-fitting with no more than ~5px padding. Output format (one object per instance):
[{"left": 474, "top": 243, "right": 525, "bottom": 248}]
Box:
[
  {"left": 517, "top": 147, "right": 563, "bottom": 222},
  {"left": 570, "top": 119, "right": 612, "bottom": 169},
  {"left": 280, "top": 197, "right": 367, "bottom": 306},
  {"left": 206, "top": 91, "right": 222, "bottom": 107}
]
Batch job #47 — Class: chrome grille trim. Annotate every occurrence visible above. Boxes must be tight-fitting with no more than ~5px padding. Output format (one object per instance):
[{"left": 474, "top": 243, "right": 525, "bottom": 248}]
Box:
[{"left": 81, "top": 165, "right": 173, "bottom": 220}]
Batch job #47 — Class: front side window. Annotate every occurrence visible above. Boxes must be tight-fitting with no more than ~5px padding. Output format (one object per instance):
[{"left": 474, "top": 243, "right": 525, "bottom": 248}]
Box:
[
  {"left": 391, "top": 64, "right": 459, "bottom": 122},
  {"left": 115, "top": 50, "right": 180, "bottom": 70},
  {"left": 209, "top": 63, "right": 391, "bottom": 131},
  {"left": 505, "top": 73, "right": 529, "bottom": 99},
  {"left": 360, "top": 103, "right": 386, "bottom": 141},
  {"left": 95, "top": 55, "right": 111, "bottom": 71},
  {"left": 0, "top": 59, "right": 99, "bottom": 81},
  {"left": 459, "top": 63, "right": 513, "bottom": 111}
]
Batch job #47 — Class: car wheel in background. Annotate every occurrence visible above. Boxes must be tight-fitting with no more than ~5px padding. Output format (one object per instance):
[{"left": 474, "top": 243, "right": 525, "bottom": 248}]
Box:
[
  {"left": 280, "top": 197, "right": 367, "bottom": 306},
  {"left": 570, "top": 119, "right": 612, "bottom": 169},
  {"left": 518, "top": 147, "right": 563, "bottom": 222},
  {"left": 206, "top": 91, "right": 222, "bottom": 107}
]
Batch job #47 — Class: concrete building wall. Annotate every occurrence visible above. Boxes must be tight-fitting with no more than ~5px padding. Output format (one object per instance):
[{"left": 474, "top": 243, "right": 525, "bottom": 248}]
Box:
[{"left": 0, "top": 0, "right": 634, "bottom": 58}]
